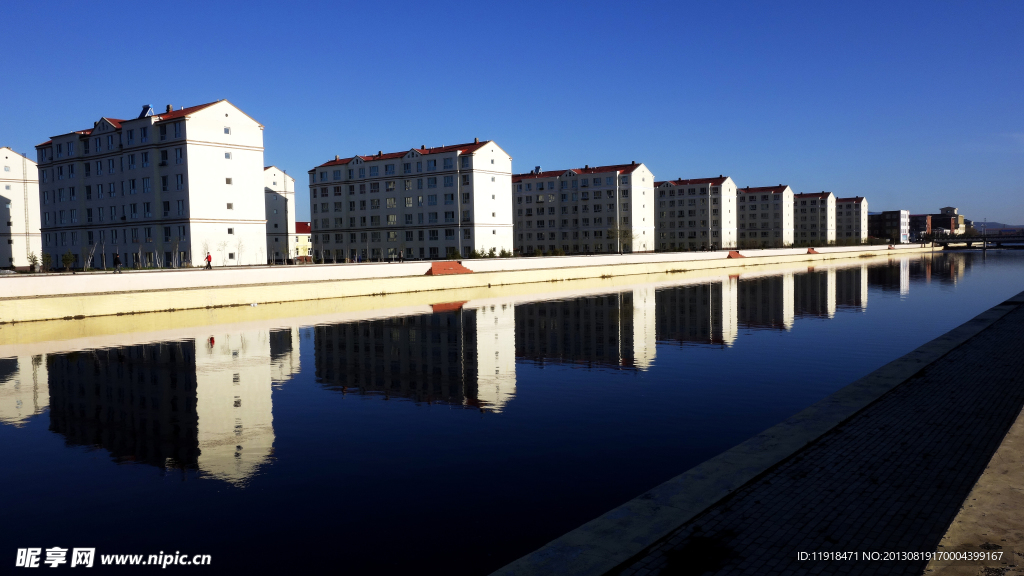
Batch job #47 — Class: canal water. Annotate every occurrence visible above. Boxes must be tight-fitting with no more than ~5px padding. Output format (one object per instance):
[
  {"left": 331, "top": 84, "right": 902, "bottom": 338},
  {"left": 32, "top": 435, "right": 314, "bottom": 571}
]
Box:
[{"left": 2, "top": 251, "right": 1022, "bottom": 574}]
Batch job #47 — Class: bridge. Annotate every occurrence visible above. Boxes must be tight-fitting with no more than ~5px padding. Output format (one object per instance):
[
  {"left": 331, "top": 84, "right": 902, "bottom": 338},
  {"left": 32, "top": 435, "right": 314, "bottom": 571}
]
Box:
[{"left": 933, "top": 234, "right": 1024, "bottom": 248}]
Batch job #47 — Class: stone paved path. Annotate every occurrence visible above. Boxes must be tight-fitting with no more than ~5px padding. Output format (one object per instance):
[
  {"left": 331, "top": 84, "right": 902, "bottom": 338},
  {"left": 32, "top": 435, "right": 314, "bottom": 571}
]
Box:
[{"left": 615, "top": 304, "right": 1024, "bottom": 576}]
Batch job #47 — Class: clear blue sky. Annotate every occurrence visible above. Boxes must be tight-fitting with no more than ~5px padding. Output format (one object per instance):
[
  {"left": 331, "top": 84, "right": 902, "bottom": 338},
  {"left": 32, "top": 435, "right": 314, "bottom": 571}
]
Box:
[{"left": 2, "top": 1, "right": 1021, "bottom": 224}]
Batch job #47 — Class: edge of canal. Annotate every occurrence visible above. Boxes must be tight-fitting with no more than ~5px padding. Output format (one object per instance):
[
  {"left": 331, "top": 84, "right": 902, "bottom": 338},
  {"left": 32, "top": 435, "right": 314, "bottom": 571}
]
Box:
[{"left": 491, "top": 288, "right": 1024, "bottom": 576}]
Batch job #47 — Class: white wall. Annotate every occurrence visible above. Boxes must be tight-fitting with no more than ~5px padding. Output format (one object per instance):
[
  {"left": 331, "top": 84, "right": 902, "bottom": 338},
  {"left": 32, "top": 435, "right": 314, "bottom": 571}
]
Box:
[{"left": 0, "top": 148, "right": 41, "bottom": 268}]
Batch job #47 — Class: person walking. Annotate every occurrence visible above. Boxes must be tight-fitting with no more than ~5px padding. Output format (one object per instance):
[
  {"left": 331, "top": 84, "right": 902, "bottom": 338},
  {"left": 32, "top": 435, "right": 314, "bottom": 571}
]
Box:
[
  {"left": 112, "top": 253, "right": 122, "bottom": 274},
  {"left": 204, "top": 252, "right": 213, "bottom": 270}
]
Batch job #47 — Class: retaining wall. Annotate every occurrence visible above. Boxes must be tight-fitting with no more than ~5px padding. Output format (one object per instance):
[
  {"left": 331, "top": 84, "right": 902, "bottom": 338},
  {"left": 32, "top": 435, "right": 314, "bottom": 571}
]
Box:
[{"left": 0, "top": 245, "right": 934, "bottom": 324}]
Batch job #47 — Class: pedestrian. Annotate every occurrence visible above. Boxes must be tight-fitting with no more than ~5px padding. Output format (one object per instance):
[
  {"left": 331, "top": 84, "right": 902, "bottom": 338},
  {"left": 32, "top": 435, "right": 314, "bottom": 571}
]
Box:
[
  {"left": 112, "top": 253, "right": 122, "bottom": 274},
  {"left": 204, "top": 252, "right": 213, "bottom": 270}
]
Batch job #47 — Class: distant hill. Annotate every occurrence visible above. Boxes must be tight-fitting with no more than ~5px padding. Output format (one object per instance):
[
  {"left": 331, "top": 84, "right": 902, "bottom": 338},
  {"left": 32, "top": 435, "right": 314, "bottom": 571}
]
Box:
[{"left": 982, "top": 222, "right": 1024, "bottom": 230}]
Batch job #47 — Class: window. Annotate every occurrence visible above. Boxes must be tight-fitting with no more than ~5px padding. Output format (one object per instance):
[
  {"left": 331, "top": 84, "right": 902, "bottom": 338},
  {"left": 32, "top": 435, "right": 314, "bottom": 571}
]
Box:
[
  {"left": 225, "top": 152, "right": 232, "bottom": 159},
  {"left": 227, "top": 203, "right": 234, "bottom": 210},
  {"left": 228, "top": 228, "right": 235, "bottom": 235},
  {"left": 427, "top": 177, "right": 437, "bottom": 189},
  {"left": 176, "top": 175, "right": 184, "bottom": 191},
  {"left": 175, "top": 148, "right": 183, "bottom": 164},
  {"left": 444, "top": 175, "right": 454, "bottom": 187},
  {"left": 224, "top": 127, "right": 231, "bottom": 135},
  {"left": 225, "top": 178, "right": 232, "bottom": 185}
]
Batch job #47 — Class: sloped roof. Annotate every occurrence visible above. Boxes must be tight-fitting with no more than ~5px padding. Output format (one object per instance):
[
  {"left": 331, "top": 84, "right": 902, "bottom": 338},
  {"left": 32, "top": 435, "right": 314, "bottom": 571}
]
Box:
[
  {"left": 794, "top": 192, "right": 834, "bottom": 199},
  {"left": 836, "top": 196, "right": 865, "bottom": 203},
  {"left": 740, "top": 185, "right": 790, "bottom": 194},
  {"left": 295, "top": 222, "right": 311, "bottom": 234},
  {"left": 153, "top": 101, "right": 221, "bottom": 122},
  {"left": 315, "top": 140, "right": 493, "bottom": 169},
  {"left": 662, "top": 176, "right": 730, "bottom": 187},
  {"left": 512, "top": 163, "right": 643, "bottom": 183}
]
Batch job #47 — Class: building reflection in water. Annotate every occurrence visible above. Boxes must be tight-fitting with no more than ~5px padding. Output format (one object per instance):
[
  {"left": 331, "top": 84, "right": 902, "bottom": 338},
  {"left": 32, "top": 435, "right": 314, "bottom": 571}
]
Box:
[
  {"left": 0, "top": 355, "right": 49, "bottom": 428},
  {"left": 738, "top": 273, "right": 796, "bottom": 331},
  {"left": 42, "top": 327, "right": 300, "bottom": 485},
  {"left": 515, "top": 288, "right": 657, "bottom": 370},
  {"left": 2, "top": 254, "right": 971, "bottom": 474},
  {"left": 656, "top": 278, "right": 738, "bottom": 346},
  {"left": 314, "top": 302, "right": 518, "bottom": 412}
]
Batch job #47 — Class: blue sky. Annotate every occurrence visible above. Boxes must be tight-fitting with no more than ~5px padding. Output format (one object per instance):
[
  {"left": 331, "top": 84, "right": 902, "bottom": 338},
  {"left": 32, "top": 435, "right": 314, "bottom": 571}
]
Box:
[{"left": 1, "top": 1, "right": 1021, "bottom": 224}]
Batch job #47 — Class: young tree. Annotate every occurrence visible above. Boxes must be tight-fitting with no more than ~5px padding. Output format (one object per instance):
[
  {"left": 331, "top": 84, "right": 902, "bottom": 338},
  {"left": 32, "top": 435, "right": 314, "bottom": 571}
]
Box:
[
  {"left": 41, "top": 253, "right": 51, "bottom": 272},
  {"left": 84, "top": 244, "right": 97, "bottom": 272},
  {"left": 61, "top": 251, "right": 75, "bottom": 271}
]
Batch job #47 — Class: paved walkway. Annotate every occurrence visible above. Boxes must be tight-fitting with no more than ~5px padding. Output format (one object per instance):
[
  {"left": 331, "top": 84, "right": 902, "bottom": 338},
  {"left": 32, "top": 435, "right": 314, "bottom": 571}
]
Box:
[{"left": 615, "top": 303, "right": 1024, "bottom": 576}]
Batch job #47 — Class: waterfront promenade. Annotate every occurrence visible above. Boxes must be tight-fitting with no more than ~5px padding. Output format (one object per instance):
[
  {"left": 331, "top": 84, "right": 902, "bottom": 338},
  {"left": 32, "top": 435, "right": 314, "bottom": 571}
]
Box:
[
  {"left": 496, "top": 288, "right": 1024, "bottom": 576},
  {"left": 0, "top": 244, "right": 930, "bottom": 324}
]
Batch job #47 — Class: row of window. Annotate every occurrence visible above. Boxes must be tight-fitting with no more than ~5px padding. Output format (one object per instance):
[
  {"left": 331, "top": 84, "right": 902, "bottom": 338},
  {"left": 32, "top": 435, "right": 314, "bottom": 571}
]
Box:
[
  {"left": 519, "top": 202, "right": 630, "bottom": 217},
  {"left": 317, "top": 157, "right": 476, "bottom": 183},
  {"left": 41, "top": 176, "right": 186, "bottom": 204},
  {"left": 519, "top": 244, "right": 631, "bottom": 254},
  {"left": 42, "top": 201, "right": 188, "bottom": 226},
  {"left": 43, "top": 225, "right": 187, "bottom": 247},
  {"left": 40, "top": 148, "right": 185, "bottom": 182},
  {"left": 318, "top": 228, "right": 473, "bottom": 244},
  {"left": 517, "top": 190, "right": 629, "bottom": 204},
  {"left": 516, "top": 176, "right": 630, "bottom": 192},
  {"left": 517, "top": 217, "right": 631, "bottom": 229},
  {"left": 42, "top": 123, "right": 183, "bottom": 163},
  {"left": 659, "top": 231, "right": 719, "bottom": 239},
  {"left": 657, "top": 186, "right": 719, "bottom": 197},
  {"left": 313, "top": 193, "right": 471, "bottom": 213},
  {"left": 314, "top": 209, "right": 475, "bottom": 229},
  {"left": 311, "top": 175, "right": 472, "bottom": 197}
]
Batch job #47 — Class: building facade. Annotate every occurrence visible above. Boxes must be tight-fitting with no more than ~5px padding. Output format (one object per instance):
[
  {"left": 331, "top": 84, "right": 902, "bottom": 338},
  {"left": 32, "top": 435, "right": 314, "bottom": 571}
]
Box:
[
  {"left": 737, "top": 185, "right": 795, "bottom": 247},
  {"left": 308, "top": 140, "right": 513, "bottom": 261},
  {"left": 264, "top": 166, "right": 295, "bottom": 263},
  {"left": 793, "top": 192, "right": 836, "bottom": 244},
  {"left": 836, "top": 197, "right": 868, "bottom": 243},
  {"left": 655, "top": 176, "right": 737, "bottom": 251},
  {"left": 868, "top": 210, "right": 910, "bottom": 243},
  {"left": 1, "top": 148, "right": 41, "bottom": 269},
  {"left": 909, "top": 214, "right": 931, "bottom": 240},
  {"left": 35, "top": 100, "right": 267, "bottom": 270},
  {"left": 512, "top": 162, "right": 655, "bottom": 255}
]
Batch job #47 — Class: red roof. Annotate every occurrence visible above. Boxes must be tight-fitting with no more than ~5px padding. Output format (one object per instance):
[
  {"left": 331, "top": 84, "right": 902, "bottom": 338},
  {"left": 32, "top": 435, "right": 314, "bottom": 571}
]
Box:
[
  {"left": 37, "top": 128, "right": 94, "bottom": 148},
  {"left": 295, "top": 221, "right": 311, "bottom": 234},
  {"left": 661, "top": 176, "right": 729, "bottom": 187},
  {"left": 154, "top": 101, "right": 221, "bottom": 122},
  {"left": 794, "top": 192, "right": 834, "bottom": 199},
  {"left": 836, "top": 196, "right": 865, "bottom": 203},
  {"left": 740, "top": 185, "right": 789, "bottom": 194},
  {"left": 315, "top": 140, "right": 492, "bottom": 169},
  {"left": 512, "top": 163, "right": 643, "bottom": 183}
]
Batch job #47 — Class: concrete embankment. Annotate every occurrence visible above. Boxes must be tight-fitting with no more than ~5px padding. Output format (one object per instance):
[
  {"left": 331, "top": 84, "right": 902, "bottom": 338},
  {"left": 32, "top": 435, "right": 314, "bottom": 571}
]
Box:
[
  {"left": 0, "top": 244, "right": 932, "bottom": 324},
  {"left": 493, "top": 288, "right": 1024, "bottom": 576}
]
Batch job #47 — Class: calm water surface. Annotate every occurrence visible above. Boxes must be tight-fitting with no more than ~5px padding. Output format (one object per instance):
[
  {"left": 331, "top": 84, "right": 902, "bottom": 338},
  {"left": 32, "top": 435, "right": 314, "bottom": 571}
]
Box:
[{"left": 2, "top": 251, "right": 1023, "bottom": 574}]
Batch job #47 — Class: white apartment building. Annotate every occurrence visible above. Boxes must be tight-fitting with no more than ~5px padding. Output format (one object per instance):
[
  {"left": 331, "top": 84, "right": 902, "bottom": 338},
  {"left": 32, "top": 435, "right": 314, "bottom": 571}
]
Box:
[
  {"left": 512, "top": 162, "right": 655, "bottom": 255},
  {"left": 836, "top": 196, "right": 868, "bottom": 242},
  {"left": 264, "top": 165, "right": 295, "bottom": 263},
  {"left": 1, "top": 148, "right": 41, "bottom": 269},
  {"left": 654, "top": 176, "right": 737, "bottom": 251},
  {"left": 793, "top": 192, "right": 836, "bottom": 244},
  {"left": 35, "top": 100, "right": 267, "bottom": 269},
  {"left": 737, "top": 185, "right": 795, "bottom": 247},
  {"left": 308, "top": 139, "right": 513, "bottom": 261}
]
